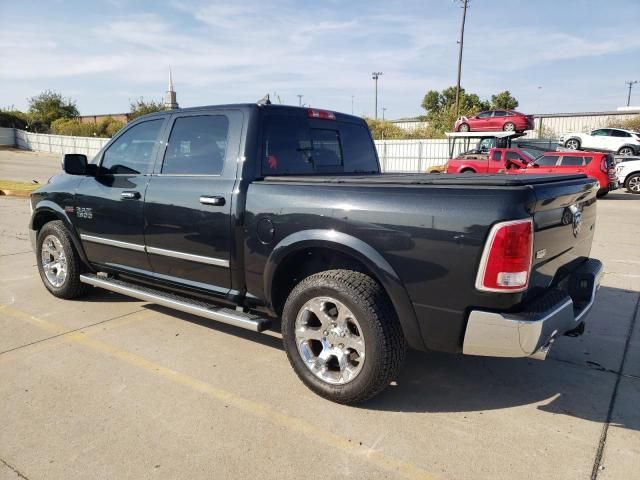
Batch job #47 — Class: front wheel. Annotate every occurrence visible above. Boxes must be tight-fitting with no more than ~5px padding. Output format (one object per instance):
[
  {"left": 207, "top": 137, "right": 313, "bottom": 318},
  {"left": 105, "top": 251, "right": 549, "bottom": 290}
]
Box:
[
  {"left": 503, "top": 122, "right": 515, "bottom": 132},
  {"left": 458, "top": 123, "right": 470, "bottom": 132},
  {"left": 565, "top": 138, "right": 581, "bottom": 150},
  {"left": 36, "top": 220, "right": 90, "bottom": 299},
  {"left": 281, "top": 270, "right": 407, "bottom": 404},
  {"left": 627, "top": 173, "right": 640, "bottom": 194}
]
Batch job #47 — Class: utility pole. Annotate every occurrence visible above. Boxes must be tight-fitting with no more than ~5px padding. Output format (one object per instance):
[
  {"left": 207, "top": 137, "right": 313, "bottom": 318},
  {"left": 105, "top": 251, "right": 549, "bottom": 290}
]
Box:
[
  {"left": 382, "top": 107, "right": 387, "bottom": 121},
  {"left": 351, "top": 95, "right": 355, "bottom": 115},
  {"left": 454, "top": 0, "right": 469, "bottom": 118},
  {"left": 372, "top": 72, "right": 383, "bottom": 120},
  {"left": 297, "top": 94, "right": 303, "bottom": 107},
  {"left": 625, "top": 81, "right": 638, "bottom": 106}
]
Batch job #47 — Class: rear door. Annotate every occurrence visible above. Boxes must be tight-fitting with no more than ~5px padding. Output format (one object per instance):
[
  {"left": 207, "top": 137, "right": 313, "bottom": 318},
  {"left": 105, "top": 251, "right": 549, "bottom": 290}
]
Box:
[
  {"left": 488, "top": 149, "right": 503, "bottom": 172},
  {"left": 143, "top": 110, "right": 243, "bottom": 295},
  {"left": 490, "top": 110, "right": 507, "bottom": 130}
]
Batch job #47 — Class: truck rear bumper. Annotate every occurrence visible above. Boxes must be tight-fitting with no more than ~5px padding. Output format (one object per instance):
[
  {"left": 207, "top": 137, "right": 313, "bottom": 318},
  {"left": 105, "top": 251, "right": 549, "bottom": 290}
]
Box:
[{"left": 462, "top": 259, "right": 603, "bottom": 360}]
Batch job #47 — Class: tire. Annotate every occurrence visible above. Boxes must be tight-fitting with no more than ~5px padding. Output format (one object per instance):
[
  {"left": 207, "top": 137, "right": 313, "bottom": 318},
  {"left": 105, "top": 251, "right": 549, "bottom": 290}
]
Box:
[
  {"left": 626, "top": 173, "right": 640, "bottom": 194},
  {"left": 596, "top": 189, "right": 609, "bottom": 198},
  {"left": 503, "top": 122, "right": 515, "bottom": 132},
  {"left": 460, "top": 168, "right": 475, "bottom": 174},
  {"left": 281, "top": 270, "right": 407, "bottom": 404},
  {"left": 458, "top": 123, "right": 470, "bottom": 132},
  {"left": 565, "top": 138, "right": 581, "bottom": 150},
  {"left": 36, "top": 220, "right": 90, "bottom": 299},
  {"left": 617, "top": 146, "right": 635, "bottom": 156}
]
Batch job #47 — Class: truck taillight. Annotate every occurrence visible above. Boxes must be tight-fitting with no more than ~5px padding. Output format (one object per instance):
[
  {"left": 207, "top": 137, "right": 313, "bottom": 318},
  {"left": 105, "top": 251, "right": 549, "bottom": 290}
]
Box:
[
  {"left": 600, "top": 158, "right": 608, "bottom": 173},
  {"left": 476, "top": 219, "right": 533, "bottom": 292},
  {"left": 307, "top": 108, "right": 336, "bottom": 120}
]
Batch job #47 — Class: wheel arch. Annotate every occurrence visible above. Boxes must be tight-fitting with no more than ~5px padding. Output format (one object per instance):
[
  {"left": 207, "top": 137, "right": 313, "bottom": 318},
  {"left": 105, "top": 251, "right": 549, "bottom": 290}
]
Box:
[
  {"left": 30, "top": 201, "right": 91, "bottom": 268},
  {"left": 264, "top": 229, "right": 426, "bottom": 350}
]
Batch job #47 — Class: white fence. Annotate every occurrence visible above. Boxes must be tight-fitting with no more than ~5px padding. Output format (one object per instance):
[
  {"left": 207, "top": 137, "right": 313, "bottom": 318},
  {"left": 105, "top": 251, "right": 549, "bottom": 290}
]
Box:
[
  {"left": 13, "top": 129, "right": 109, "bottom": 158},
  {"left": 374, "top": 139, "right": 466, "bottom": 172},
  {"left": 0, "top": 127, "right": 15, "bottom": 146}
]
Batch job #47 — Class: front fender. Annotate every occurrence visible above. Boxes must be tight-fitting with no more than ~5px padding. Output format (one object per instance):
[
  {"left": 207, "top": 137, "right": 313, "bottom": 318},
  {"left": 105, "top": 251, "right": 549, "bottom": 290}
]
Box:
[
  {"left": 264, "top": 229, "right": 426, "bottom": 350},
  {"left": 30, "top": 200, "right": 91, "bottom": 268}
]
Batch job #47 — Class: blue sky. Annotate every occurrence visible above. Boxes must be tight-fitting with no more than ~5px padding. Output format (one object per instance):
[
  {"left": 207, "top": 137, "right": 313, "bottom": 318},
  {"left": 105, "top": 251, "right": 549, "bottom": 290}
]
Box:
[{"left": 1, "top": 0, "right": 639, "bottom": 118}]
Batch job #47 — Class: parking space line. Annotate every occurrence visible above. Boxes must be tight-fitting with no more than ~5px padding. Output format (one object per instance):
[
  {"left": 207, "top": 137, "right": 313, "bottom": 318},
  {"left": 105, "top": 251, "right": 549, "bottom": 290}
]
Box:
[
  {"left": 1, "top": 304, "right": 440, "bottom": 480},
  {"left": 0, "top": 250, "right": 33, "bottom": 258},
  {"left": 0, "top": 304, "right": 148, "bottom": 356}
]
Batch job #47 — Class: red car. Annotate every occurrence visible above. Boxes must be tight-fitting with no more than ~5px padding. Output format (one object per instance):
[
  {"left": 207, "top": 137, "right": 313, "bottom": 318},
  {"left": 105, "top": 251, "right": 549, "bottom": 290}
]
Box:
[
  {"left": 454, "top": 110, "right": 534, "bottom": 133},
  {"left": 446, "top": 147, "right": 534, "bottom": 174},
  {"left": 510, "top": 151, "right": 618, "bottom": 197}
]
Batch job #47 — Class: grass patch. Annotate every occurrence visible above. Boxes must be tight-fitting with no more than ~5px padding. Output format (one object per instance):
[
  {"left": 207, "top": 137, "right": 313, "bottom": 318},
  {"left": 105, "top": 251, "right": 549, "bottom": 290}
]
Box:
[{"left": 0, "top": 179, "right": 40, "bottom": 192}]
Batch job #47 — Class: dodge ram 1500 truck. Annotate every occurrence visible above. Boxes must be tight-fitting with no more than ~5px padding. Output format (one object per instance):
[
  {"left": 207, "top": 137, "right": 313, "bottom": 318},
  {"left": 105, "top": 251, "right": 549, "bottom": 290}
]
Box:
[{"left": 29, "top": 104, "right": 603, "bottom": 404}]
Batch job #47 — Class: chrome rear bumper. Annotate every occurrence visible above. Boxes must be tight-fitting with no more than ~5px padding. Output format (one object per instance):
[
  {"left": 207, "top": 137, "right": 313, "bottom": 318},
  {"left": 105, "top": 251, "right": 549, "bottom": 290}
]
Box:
[{"left": 463, "top": 259, "right": 603, "bottom": 360}]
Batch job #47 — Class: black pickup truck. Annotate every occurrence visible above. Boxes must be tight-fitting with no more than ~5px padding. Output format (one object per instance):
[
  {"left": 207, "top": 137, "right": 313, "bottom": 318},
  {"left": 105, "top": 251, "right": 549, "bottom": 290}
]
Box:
[{"left": 29, "top": 104, "right": 603, "bottom": 404}]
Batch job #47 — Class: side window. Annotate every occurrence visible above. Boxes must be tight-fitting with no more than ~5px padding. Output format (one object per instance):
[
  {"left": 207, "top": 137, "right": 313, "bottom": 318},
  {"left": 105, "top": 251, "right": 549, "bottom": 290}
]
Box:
[
  {"left": 610, "top": 130, "right": 631, "bottom": 138},
  {"left": 584, "top": 156, "right": 594, "bottom": 165},
  {"left": 162, "top": 115, "right": 229, "bottom": 175},
  {"left": 591, "top": 129, "right": 610, "bottom": 137},
  {"left": 491, "top": 151, "right": 502, "bottom": 161},
  {"left": 493, "top": 111, "right": 507, "bottom": 117},
  {"left": 101, "top": 119, "right": 164, "bottom": 174},
  {"left": 559, "top": 156, "right": 585, "bottom": 166},
  {"left": 477, "top": 111, "right": 491, "bottom": 118},
  {"left": 535, "top": 155, "right": 559, "bottom": 166},
  {"left": 505, "top": 151, "right": 523, "bottom": 162}
]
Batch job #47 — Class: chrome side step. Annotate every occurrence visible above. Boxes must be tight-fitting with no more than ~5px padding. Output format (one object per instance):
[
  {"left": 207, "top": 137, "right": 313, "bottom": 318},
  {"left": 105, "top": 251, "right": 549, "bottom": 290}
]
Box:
[{"left": 79, "top": 273, "right": 270, "bottom": 333}]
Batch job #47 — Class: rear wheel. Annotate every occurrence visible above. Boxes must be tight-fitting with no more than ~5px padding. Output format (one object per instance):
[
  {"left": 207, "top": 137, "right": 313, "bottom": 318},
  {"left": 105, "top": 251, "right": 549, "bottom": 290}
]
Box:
[
  {"left": 626, "top": 173, "right": 640, "bottom": 194},
  {"left": 36, "top": 221, "right": 90, "bottom": 299},
  {"left": 596, "top": 189, "right": 609, "bottom": 198},
  {"left": 503, "top": 122, "right": 515, "bottom": 132},
  {"left": 617, "top": 146, "right": 635, "bottom": 156},
  {"left": 565, "top": 138, "right": 581, "bottom": 150},
  {"left": 458, "top": 123, "right": 470, "bottom": 132},
  {"left": 281, "top": 270, "right": 406, "bottom": 404},
  {"left": 460, "top": 168, "right": 475, "bottom": 174}
]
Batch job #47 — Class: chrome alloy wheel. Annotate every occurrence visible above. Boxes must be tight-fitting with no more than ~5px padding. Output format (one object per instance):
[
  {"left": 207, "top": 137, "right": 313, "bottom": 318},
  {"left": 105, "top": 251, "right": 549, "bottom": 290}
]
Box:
[
  {"left": 503, "top": 122, "right": 515, "bottom": 132},
  {"left": 629, "top": 176, "right": 640, "bottom": 193},
  {"left": 566, "top": 139, "right": 580, "bottom": 150},
  {"left": 618, "top": 147, "right": 634, "bottom": 156},
  {"left": 295, "top": 296, "right": 366, "bottom": 385},
  {"left": 41, "top": 234, "right": 68, "bottom": 288}
]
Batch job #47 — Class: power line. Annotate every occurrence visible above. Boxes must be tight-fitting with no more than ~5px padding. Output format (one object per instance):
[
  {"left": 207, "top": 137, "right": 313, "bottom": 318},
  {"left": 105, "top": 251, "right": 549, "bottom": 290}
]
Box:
[
  {"left": 454, "top": 0, "right": 469, "bottom": 118},
  {"left": 625, "top": 80, "right": 638, "bottom": 106}
]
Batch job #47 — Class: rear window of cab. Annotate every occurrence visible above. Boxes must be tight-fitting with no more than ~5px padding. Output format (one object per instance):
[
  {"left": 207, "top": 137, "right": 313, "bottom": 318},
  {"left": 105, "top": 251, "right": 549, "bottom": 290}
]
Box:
[{"left": 261, "top": 114, "right": 379, "bottom": 175}]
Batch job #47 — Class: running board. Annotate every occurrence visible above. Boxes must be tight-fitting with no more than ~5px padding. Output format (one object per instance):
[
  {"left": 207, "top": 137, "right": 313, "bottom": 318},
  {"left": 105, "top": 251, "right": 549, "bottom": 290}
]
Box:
[{"left": 79, "top": 274, "right": 270, "bottom": 333}]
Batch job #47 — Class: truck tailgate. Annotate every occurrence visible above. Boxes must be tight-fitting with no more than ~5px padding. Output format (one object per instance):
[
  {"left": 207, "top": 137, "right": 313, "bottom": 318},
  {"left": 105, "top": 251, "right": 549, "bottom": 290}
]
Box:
[{"left": 527, "top": 175, "right": 599, "bottom": 295}]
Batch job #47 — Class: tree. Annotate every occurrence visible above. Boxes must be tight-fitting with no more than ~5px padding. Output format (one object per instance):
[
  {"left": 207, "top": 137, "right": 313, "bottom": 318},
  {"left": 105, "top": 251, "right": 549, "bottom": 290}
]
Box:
[
  {"left": 129, "top": 97, "right": 166, "bottom": 120},
  {"left": 27, "top": 90, "right": 79, "bottom": 128},
  {"left": 491, "top": 90, "right": 519, "bottom": 110}
]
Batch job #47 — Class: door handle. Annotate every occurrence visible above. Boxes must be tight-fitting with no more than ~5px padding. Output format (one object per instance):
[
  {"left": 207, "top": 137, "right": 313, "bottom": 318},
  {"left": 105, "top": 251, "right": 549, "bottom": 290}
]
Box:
[
  {"left": 200, "top": 195, "right": 226, "bottom": 206},
  {"left": 121, "top": 191, "right": 140, "bottom": 200}
]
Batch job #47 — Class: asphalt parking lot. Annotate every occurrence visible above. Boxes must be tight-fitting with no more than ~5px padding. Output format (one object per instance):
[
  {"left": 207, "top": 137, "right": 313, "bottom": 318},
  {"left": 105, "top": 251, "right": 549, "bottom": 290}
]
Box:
[
  {"left": 1, "top": 178, "right": 639, "bottom": 479},
  {"left": 0, "top": 148, "right": 61, "bottom": 185}
]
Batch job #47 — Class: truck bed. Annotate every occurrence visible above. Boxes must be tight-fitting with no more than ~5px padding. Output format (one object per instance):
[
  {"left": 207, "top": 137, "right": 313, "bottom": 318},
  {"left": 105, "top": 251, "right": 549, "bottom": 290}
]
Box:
[{"left": 262, "top": 173, "right": 588, "bottom": 186}]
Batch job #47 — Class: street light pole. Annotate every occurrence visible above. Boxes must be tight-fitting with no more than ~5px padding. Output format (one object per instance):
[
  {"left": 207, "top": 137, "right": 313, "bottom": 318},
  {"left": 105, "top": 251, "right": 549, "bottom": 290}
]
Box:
[
  {"left": 454, "top": 0, "right": 469, "bottom": 119},
  {"left": 382, "top": 108, "right": 387, "bottom": 121},
  {"left": 297, "top": 94, "right": 303, "bottom": 107},
  {"left": 372, "top": 72, "right": 383, "bottom": 120},
  {"left": 351, "top": 95, "right": 355, "bottom": 115},
  {"left": 625, "top": 81, "right": 638, "bottom": 107}
]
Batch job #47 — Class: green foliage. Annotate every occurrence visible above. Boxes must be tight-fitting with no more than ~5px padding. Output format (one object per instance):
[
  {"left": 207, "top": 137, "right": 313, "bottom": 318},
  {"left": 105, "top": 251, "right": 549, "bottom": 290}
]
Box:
[
  {"left": 608, "top": 115, "right": 640, "bottom": 132},
  {"left": 490, "top": 90, "right": 519, "bottom": 110},
  {"left": 0, "top": 110, "right": 29, "bottom": 129},
  {"left": 50, "top": 116, "right": 124, "bottom": 138},
  {"left": 364, "top": 118, "right": 407, "bottom": 139},
  {"left": 129, "top": 97, "right": 166, "bottom": 120},
  {"left": 28, "top": 90, "right": 79, "bottom": 128}
]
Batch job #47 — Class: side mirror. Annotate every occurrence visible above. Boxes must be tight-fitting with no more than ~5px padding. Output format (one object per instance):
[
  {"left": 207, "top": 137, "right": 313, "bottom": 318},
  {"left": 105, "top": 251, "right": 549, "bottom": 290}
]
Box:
[{"left": 63, "top": 154, "right": 89, "bottom": 175}]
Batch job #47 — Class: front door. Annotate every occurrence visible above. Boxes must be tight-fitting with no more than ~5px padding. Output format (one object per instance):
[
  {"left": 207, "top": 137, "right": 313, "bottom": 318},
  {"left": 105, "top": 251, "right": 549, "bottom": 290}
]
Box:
[
  {"left": 143, "top": 110, "right": 243, "bottom": 295},
  {"left": 74, "top": 117, "right": 167, "bottom": 273}
]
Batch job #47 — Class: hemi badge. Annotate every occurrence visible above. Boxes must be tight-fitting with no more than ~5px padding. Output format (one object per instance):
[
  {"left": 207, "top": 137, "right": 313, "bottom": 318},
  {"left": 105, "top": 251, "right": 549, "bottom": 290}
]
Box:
[{"left": 535, "top": 249, "right": 547, "bottom": 259}]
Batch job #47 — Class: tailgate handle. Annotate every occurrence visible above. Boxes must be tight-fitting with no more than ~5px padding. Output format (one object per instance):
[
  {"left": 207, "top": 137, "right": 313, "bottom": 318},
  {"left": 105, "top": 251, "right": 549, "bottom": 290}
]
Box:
[{"left": 200, "top": 195, "right": 226, "bottom": 206}]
